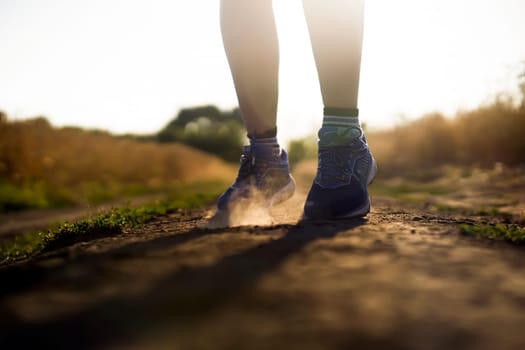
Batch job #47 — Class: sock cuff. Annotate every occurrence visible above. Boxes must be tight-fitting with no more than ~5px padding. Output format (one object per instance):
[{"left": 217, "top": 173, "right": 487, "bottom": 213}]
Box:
[
  {"left": 247, "top": 127, "right": 277, "bottom": 139},
  {"left": 323, "top": 116, "right": 359, "bottom": 128},
  {"left": 323, "top": 107, "right": 359, "bottom": 117},
  {"left": 250, "top": 136, "right": 278, "bottom": 145}
]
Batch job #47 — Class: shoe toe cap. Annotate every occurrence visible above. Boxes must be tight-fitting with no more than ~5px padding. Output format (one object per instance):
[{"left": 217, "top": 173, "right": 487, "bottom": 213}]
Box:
[
  {"left": 303, "top": 182, "right": 369, "bottom": 220},
  {"left": 216, "top": 187, "right": 236, "bottom": 211}
]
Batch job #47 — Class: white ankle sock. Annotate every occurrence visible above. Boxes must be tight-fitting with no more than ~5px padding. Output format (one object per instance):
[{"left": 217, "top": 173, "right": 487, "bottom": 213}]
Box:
[{"left": 322, "top": 107, "right": 361, "bottom": 129}]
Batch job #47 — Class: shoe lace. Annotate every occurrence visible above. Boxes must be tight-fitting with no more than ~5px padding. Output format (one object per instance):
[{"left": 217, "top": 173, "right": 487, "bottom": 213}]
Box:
[
  {"left": 317, "top": 146, "right": 350, "bottom": 184},
  {"left": 236, "top": 151, "right": 254, "bottom": 183},
  {"left": 234, "top": 145, "right": 286, "bottom": 187}
]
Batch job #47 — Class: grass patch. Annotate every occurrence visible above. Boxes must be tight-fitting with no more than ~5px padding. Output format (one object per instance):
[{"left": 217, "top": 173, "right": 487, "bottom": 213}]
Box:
[
  {"left": 431, "top": 204, "right": 458, "bottom": 212},
  {"left": 460, "top": 223, "right": 525, "bottom": 244},
  {"left": 370, "top": 182, "right": 452, "bottom": 201},
  {"left": 471, "top": 208, "right": 514, "bottom": 219},
  {"left": 0, "top": 181, "right": 60, "bottom": 211},
  {"left": 432, "top": 205, "right": 516, "bottom": 219},
  {"left": 0, "top": 180, "right": 226, "bottom": 266},
  {"left": 0, "top": 180, "right": 210, "bottom": 213}
]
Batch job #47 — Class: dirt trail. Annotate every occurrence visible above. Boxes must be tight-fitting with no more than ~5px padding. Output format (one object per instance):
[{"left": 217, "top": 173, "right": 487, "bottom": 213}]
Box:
[{"left": 1, "top": 181, "right": 525, "bottom": 350}]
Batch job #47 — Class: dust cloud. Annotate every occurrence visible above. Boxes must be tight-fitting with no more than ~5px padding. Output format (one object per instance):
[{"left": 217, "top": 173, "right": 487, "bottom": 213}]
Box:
[{"left": 202, "top": 188, "right": 305, "bottom": 229}]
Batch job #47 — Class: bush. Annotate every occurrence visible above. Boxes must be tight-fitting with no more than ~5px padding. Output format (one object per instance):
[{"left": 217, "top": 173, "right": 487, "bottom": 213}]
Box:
[
  {"left": 157, "top": 105, "right": 245, "bottom": 162},
  {"left": 366, "top": 99, "right": 525, "bottom": 178},
  {"left": 287, "top": 137, "right": 317, "bottom": 169}
]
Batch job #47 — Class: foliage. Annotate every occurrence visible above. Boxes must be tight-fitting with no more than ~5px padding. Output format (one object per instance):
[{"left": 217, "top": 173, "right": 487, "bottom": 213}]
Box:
[
  {"left": 157, "top": 105, "right": 245, "bottom": 162},
  {"left": 518, "top": 60, "right": 525, "bottom": 108},
  {"left": 287, "top": 136, "right": 317, "bottom": 169}
]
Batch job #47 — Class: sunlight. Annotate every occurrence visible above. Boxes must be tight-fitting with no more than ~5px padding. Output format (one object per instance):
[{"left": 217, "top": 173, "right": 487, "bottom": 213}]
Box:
[
  {"left": 360, "top": 0, "right": 525, "bottom": 127},
  {"left": 0, "top": 0, "right": 524, "bottom": 143}
]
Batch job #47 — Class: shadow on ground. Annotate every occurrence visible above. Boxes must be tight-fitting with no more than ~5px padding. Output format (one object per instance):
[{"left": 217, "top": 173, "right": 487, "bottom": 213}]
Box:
[{"left": 1, "top": 219, "right": 367, "bottom": 349}]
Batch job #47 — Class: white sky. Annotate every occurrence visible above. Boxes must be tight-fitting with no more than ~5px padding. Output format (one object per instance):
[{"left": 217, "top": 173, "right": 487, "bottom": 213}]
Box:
[{"left": 1, "top": 0, "right": 525, "bottom": 144}]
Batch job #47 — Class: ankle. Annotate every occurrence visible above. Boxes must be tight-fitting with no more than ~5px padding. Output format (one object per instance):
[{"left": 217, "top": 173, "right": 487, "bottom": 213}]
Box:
[
  {"left": 322, "top": 106, "right": 360, "bottom": 129},
  {"left": 248, "top": 129, "right": 280, "bottom": 151}
]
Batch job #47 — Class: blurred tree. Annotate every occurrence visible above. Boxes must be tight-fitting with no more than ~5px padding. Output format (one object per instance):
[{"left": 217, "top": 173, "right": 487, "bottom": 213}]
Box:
[
  {"left": 518, "top": 61, "right": 525, "bottom": 108},
  {"left": 157, "top": 105, "right": 244, "bottom": 162},
  {"left": 287, "top": 136, "right": 317, "bottom": 169}
]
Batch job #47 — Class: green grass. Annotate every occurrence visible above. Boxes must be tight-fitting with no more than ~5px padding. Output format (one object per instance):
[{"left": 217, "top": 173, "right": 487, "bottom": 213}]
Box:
[
  {"left": 471, "top": 208, "right": 514, "bottom": 219},
  {"left": 0, "top": 180, "right": 226, "bottom": 266},
  {"left": 0, "top": 181, "right": 57, "bottom": 211},
  {"left": 460, "top": 223, "right": 525, "bottom": 244},
  {"left": 370, "top": 182, "right": 452, "bottom": 202},
  {"left": 432, "top": 204, "right": 458, "bottom": 212},
  {"left": 432, "top": 205, "right": 515, "bottom": 220},
  {"left": 0, "top": 179, "right": 222, "bottom": 213}
]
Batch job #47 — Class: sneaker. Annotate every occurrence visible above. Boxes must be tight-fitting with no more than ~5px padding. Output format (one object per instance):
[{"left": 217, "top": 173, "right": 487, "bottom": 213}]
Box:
[
  {"left": 217, "top": 144, "right": 296, "bottom": 213},
  {"left": 303, "top": 126, "right": 377, "bottom": 220}
]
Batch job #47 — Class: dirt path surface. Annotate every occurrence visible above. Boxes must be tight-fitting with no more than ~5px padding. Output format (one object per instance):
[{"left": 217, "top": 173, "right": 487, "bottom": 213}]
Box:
[{"left": 2, "top": 182, "right": 525, "bottom": 350}]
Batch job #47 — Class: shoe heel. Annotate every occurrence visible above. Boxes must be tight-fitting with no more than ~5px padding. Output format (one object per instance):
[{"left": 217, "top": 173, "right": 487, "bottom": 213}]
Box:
[{"left": 269, "top": 176, "right": 296, "bottom": 207}]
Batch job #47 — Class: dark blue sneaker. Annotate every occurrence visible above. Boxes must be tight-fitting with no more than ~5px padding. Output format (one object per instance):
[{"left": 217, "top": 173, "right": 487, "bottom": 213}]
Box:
[
  {"left": 303, "top": 126, "right": 377, "bottom": 220},
  {"left": 217, "top": 144, "right": 296, "bottom": 213}
]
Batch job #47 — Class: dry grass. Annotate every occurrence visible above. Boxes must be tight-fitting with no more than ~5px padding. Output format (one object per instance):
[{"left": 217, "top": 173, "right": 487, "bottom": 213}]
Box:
[
  {"left": 287, "top": 98, "right": 525, "bottom": 179},
  {"left": 0, "top": 117, "right": 235, "bottom": 210},
  {"left": 367, "top": 99, "right": 525, "bottom": 178}
]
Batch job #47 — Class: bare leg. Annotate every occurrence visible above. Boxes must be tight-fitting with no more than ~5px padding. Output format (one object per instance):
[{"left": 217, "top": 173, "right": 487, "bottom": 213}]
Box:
[
  {"left": 302, "top": 0, "right": 365, "bottom": 113},
  {"left": 220, "top": 0, "right": 279, "bottom": 137},
  {"left": 216, "top": 0, "right": 294, "bottom": 220},
  {"left": 301, "top": 1, "right": 376, "bottom": 221}
]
